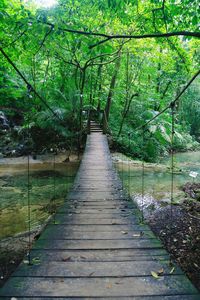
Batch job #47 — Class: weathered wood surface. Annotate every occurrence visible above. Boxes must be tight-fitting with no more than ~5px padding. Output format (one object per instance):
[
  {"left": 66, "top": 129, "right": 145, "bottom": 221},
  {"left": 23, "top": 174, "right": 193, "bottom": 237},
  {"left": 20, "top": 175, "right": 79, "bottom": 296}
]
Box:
[{"left": 0, "top": 123, "right": 199, "bottom": 299}]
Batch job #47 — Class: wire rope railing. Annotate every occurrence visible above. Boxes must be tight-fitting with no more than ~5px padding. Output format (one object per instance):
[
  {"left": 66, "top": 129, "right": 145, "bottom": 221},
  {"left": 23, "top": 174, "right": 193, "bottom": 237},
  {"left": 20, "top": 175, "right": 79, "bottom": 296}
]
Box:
[
  {"left": 0, "top": 48, "right": 81, "bottom": 281},
  {"left": 115, "top": 70, "right": 200, "bottom": 274}
]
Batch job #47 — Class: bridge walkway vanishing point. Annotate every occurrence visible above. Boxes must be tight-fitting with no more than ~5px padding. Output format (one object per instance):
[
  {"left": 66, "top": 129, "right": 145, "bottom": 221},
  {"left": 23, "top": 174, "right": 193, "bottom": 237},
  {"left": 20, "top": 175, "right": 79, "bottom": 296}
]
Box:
[{"left": 0, "top": 122, "right": 200, "bottom": 299}]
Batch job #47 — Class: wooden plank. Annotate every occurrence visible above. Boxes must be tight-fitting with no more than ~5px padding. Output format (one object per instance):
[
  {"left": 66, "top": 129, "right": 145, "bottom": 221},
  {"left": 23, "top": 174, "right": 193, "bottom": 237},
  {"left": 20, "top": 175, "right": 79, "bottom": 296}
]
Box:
[
  {"left": 33, "top": 238, "right": 163, "bottom": 250},
  {"left": 14, "top": 261, "right": 183, "bottom": 277},
  {"left": 40, "top": 227, "right": 156, "bottom": 240},
  {"left": 40, "top": 224, "right": 159, "bottom": 232},
  {"left": 52, "top": 215, "right": 139, "bottom": 225},
  {"left": 0, "top": 276, "right": 198, "bottom": 297},
  {"left": 0, "top": 296, "right": 199, "bottom": 300},
  {"left": 29, "top": 248, "right": 169, "bottom": 262},
  {"left": 56, "top": 208, "right": 135, "bottom": 214}
]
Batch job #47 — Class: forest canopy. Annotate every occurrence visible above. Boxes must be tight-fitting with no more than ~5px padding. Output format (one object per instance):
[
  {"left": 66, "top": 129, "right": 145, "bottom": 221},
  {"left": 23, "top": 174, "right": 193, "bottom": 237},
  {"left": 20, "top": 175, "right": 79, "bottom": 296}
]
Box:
[{"left": 0, "top": 0, "right": 199, "bottom": 160}]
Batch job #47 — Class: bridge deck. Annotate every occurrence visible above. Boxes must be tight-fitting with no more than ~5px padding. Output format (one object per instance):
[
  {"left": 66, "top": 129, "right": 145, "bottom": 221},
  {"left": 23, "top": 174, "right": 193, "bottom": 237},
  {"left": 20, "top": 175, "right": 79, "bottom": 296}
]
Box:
[{"left": 0, "top": 127, "right": 199, "bottom": 299}]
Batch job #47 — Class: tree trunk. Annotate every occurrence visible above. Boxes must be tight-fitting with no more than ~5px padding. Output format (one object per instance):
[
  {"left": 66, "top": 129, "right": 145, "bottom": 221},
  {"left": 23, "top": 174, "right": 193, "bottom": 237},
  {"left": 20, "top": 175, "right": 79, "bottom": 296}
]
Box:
[
  {"left": 118, "top": 93, "right": 138, "bottom": 137},
  {"left": 105, "top": 54, "right": 121, "bottom": 121},
  {"left": 156, "top": 47, "right": 162, "bottom": 93},
  {"left": 96, "top": 60, "right": 103, "bottom": 110},
  {"left": 79, "top": 67, "right": 86, "bottom": 130}
]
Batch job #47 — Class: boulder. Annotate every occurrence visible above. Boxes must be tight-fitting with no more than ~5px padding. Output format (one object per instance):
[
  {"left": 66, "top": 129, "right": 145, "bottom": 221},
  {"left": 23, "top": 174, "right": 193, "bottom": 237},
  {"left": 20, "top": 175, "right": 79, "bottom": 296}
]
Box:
[{"left": 0, "top": 111, "right": 10, "bottom": 130}]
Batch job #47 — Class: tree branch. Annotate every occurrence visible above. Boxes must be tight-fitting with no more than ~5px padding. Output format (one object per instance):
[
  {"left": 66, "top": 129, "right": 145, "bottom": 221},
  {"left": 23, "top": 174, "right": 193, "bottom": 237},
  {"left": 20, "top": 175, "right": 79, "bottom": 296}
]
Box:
[
  {"left": 89, "top": 56, "right": 120, "bottom": 67},
  {"left": 0, "top": 47, "right": 62, "bottom": 122},
  {"left": 85, "top": 49, "right": 120, "bottom": 67},
  {"left": 40, "top": 21, "right": 200, "bottom": 49},
  {"left": 55, "top": 53, "right": 79, "bottom": 68},
  {"left": 7, "top": 29, "right": 27, "bottom": 48},
  {"left": 34, "top": 25, "right": 54, "bottom": 56},
  {"left": 89, "top": 31, "right": 200, "bottom": 49},
  {"left": 138, "top": 69, "right": 200, "bottom": 129}
]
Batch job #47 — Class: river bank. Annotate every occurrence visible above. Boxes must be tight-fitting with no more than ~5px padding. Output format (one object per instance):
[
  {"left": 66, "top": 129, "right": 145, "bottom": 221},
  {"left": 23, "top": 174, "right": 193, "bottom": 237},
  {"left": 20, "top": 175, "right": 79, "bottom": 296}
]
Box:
[
  {"left": 113, "top": 151, "right": 200, "bottom": 291},
  {"left": 0, "top": 152, "right": 80, "bottom": 287}
]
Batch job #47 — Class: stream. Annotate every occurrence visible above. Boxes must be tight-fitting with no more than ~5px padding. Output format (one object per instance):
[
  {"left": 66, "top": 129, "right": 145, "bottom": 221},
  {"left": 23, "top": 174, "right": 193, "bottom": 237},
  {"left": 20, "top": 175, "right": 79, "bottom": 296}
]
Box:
[
  {"left": 114, "top": 151, "right": 200, "bottom": 217},
  {"left": 0, "top": 153, "right": 79, "bottom": 240},
  {"left": 0, "top": 150, "right": 200, "bottom": 289},
  {"left": 1, "top": 151, "right": 200, "bottom": 240}
]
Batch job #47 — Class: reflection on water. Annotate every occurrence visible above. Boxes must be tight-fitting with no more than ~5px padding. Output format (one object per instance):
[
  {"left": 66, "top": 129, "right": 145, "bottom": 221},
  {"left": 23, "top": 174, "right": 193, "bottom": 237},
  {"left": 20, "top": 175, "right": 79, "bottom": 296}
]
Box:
[
  {"left": 0, "top": 160, "right": 79, "bottom": 239},
  {"left": 115, "top": 151, "right": 200, "bottom": 215}
]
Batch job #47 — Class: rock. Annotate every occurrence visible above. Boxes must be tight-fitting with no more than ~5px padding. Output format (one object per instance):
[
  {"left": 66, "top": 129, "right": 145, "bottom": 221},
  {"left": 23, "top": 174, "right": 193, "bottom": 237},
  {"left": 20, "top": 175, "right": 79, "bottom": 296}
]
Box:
[
  {"left": 4, "top": 137, "right": 11, "bottom": 144},
  {"left": 15, "top": 144, "right": 30, "bottom": 156},
  {"left": 0, "top": 111, "right": 10, "bottom": 130},
  {"left": 196, "top": 192, "right": 200, "bottom": 201}
]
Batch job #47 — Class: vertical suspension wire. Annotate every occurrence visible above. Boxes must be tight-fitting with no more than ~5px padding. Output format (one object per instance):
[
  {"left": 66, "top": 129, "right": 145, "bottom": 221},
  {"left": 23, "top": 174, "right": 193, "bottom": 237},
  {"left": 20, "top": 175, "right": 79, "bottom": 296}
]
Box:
[
  {"left": 53, "top": 116, "right": 56, "bottom": 224},
  {"left": 27, "top": 86, "right": 31, "bottom": 265},
  {"left": 69, "top": 133, "right": 72, "bottom": 195},
  {"left": 141, "top": 126, "right": 145, "bottom": 223},
  {"left": 128, "top": 132, "right": 131, "bottom": 197},
  {"left": 122, "top": 134, "right": 124, "bottom": 190},
  {"left": 77, "top": 131, "right": 80, "bottom": 161},
  {"left": 170, "top": 103, "right": 175, "bottom": 261}
]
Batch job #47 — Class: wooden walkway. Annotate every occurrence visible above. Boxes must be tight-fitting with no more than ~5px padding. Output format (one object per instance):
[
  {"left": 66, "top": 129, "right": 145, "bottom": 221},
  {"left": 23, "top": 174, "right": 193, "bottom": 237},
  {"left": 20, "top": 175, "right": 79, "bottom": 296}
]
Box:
[{"left": 0, "top": 123, "right": 199, "bottom": 299}]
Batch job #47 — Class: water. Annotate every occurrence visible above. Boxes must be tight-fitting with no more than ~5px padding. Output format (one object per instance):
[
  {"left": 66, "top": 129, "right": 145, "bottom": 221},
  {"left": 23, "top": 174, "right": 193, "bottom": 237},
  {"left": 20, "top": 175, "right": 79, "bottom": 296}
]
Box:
[
  {"left": 1, "top": 151, "right": 199, "bottom": 238},
  {"left": 115, "top": 151, "right": 200, "bottom": 215},
  {"left": 0, "top": 157, "right": 79, "bottom": 239}
]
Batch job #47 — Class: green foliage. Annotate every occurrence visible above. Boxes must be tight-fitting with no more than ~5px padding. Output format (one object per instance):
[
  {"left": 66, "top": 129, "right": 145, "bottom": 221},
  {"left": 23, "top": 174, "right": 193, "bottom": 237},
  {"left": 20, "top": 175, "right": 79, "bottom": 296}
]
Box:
[{"left": 0, "top": 0, "right": 199, "bottom": 160}]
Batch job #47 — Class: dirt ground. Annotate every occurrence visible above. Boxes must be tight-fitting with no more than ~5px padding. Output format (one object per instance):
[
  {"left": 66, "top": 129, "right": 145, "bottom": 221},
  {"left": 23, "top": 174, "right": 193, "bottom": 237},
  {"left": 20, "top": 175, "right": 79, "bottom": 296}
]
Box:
[
  {"left": 0, "top": 233, "right": 35, "bottom": 287},
  {"left": 148, "top": 182, "right": 200, "bottom": 291}
]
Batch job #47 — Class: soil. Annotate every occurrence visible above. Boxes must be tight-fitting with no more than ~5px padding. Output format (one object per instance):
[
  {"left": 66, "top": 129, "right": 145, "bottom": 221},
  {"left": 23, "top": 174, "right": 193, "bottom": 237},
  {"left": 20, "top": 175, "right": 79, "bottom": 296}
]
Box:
[
  {"left": 148, "top": 182, "right": 200, "bottom": 291},
  {"left": 0, "top": 214, "right": 53, "bottom": 288},
  {"left": 0, "top": 232, "right": 36, "bottom": 287}
]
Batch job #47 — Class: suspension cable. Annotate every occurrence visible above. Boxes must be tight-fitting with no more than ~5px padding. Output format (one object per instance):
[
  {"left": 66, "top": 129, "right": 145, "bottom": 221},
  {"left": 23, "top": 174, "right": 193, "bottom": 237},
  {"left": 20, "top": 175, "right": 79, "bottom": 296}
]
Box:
[
  {"left": 136, "top": 69, "right": 200, "bottom": 131},
  {"left": 53, "top": 117, "right": 56, "bottom": 224},
  {"left": 27, "top": 90, "right": 31, "bottom": 266},
  {"left": 0, "top": 48, "right": 63, "bottom": 122},
  {"left": 122, "top": 135, "right": 124, "bottom": 190},
  {"left": 128, "top": 132, "right": 131, "bottom": 197},
  {"left": 141, "top": 127, "right": 145, "bottom": 223},
  {"left": 170, "top": 102, "right": 175, "bottom": 262}
]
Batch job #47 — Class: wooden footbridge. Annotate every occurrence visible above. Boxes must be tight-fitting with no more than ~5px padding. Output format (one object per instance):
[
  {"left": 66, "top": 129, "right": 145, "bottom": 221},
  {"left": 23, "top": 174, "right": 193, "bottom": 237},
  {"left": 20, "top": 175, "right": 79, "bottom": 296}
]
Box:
[{"left": 0, "top": 122, "right": 199, "bottom": 299}]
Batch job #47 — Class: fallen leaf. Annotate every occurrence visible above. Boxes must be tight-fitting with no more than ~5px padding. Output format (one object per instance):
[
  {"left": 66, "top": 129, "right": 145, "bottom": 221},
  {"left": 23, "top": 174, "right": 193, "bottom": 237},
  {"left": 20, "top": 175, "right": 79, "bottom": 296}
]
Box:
[
  {"left": 106, "top": 283, "right": 113, "bottom": 288},
  {"left": 32, "top": 257, "right": 41, "bottom": 265},
  {"left": 62, "top": 256, "right": 72, "bottom": 262},
  {"left": 170, "top": 267, "right": 175, "bottom": 274},
  {"left": 157, "top": 268, "right": 164, "bottom": 275},
  {"left": 88, "top": 272, "right": 95, "bottom": 276},
  {"left": 151, "top": 271, "right": 159, "bottom": 279},
  {"left": 23, "top": 260, "right": 29, "bottom": 265},
  {"left": 115, "top": 281, "right": 123, "bottom": 285}
]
